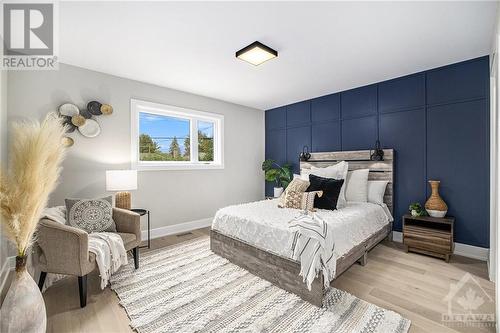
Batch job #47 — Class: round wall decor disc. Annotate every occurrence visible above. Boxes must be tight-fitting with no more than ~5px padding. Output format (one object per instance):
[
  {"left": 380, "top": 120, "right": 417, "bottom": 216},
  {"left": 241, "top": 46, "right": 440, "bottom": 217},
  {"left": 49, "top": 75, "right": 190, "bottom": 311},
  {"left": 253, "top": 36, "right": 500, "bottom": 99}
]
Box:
[
  {"left": 65, "top": 123, "right": 77, "bottom": 133},
  {"left": 58, "top": 103, "right": 79, "bottom": 117},
  {"left": 71, "top": 115, "right": 86, "bottom": 127},
  {"left": 87, "top": 101, "right": 102, "bottom": 115},
  {"left": 78, "top": 119, "right": 101, "bottom": 138},
  {"left": 62, "top": 137, "right": 74, "bottom": 147},
  {"left": 100, "top": 104, "right": 113, "bottom": 115},
  {"left": 80, "top": 108, "right": 92, "bottom": 119},
  {"left": 60, "top": 115, "right": 77, "bottom": 133}
]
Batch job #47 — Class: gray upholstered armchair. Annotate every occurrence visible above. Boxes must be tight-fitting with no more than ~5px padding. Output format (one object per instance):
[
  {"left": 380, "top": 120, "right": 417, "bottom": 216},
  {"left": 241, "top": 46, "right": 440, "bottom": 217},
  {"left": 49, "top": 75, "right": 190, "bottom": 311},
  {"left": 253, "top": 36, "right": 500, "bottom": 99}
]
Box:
[{"left": 35, "top": 207, "right": 141, "bottom": 307}]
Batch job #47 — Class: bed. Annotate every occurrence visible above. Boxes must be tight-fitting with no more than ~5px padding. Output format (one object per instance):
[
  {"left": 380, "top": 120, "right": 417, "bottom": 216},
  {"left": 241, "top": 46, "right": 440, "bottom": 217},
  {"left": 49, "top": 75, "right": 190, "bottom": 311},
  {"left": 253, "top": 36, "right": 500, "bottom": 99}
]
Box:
[{"left": 210, "top": 149, "right": 394, "bottom": 307}]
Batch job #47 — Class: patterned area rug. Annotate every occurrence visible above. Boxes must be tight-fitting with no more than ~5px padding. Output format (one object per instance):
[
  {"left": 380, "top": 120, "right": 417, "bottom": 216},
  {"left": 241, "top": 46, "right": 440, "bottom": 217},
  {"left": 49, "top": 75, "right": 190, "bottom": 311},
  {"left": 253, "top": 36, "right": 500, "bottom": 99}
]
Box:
[{"left": 111, "top": 237, "right": 411, "bottom": 333}]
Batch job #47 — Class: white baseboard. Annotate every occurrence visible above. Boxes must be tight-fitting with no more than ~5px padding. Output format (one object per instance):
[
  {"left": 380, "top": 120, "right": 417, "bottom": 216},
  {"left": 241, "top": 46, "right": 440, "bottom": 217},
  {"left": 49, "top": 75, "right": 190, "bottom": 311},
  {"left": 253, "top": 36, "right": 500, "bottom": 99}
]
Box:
[
  {"left": 392, "top": 231, "right": 403, "bottom": 243},
  {"left": 141, "top": 217, "right": 213, "bottom": 240},
  {"left": 392, "top": 231, "right": 489, "bottom": 261}
]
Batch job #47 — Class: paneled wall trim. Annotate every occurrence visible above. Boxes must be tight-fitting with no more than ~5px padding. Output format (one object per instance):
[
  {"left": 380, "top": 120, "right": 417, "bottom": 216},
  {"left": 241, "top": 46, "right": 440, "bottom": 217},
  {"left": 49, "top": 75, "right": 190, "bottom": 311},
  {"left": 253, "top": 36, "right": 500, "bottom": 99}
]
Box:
[{"left": 265, "top": 56, "right": 490, "bottom": 248}]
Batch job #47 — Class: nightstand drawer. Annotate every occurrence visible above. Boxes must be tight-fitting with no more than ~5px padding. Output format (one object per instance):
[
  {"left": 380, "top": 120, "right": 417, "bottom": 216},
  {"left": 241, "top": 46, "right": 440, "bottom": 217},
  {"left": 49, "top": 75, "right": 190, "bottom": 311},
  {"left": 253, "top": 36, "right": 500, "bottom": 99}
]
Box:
[
  {"left": 404, "top": 232, "right": 451, "bottom": 246},
  {"left": 403, "top": 226, "right": 451, "bottom": 241},
  {"left": 404, "top": 238, "right": 452, "bottom": 253}
]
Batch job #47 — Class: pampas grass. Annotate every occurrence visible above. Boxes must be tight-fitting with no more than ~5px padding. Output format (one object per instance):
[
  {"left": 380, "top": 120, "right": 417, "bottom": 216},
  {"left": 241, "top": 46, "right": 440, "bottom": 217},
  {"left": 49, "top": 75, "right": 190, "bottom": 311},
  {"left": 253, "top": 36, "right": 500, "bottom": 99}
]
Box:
[{"left": 0, "top": 113, "right": 66, "bottom": 257}]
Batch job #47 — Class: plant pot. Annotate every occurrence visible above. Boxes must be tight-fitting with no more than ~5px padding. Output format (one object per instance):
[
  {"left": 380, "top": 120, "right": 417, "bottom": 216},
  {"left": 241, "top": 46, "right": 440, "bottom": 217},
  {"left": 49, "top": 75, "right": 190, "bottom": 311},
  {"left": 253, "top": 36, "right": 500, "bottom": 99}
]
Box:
[
  {"left": 274, "top": 187, "right": 284, "bottom": 198},
  {"left": 425, "top": 180, "right": 448, "bottom": 218},
  {"left": 0, "top": 256, "right": 46, "bottom": 333}
]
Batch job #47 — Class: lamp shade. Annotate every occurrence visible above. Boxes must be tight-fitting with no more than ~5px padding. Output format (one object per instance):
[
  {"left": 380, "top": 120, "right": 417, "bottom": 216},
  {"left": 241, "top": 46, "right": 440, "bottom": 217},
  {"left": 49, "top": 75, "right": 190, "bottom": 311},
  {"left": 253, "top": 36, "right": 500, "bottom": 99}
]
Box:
[{"left": 106, "top": 170, "right": 137, "bottom": 191}]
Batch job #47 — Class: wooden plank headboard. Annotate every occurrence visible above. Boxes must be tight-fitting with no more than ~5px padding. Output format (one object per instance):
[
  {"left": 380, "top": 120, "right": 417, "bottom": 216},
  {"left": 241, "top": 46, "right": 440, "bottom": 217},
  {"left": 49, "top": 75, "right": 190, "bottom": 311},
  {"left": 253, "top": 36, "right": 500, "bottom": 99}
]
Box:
[{"left": 299, "top": 149, "right": 394, "bottom": 213}]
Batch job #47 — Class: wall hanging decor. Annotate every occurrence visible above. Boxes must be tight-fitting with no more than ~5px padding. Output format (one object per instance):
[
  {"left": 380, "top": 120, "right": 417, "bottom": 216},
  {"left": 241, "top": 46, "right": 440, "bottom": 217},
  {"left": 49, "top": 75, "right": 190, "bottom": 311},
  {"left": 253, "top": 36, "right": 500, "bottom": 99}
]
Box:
[
  {"left": 87, "top": 101, "right": 103, "bottom": 115},
  {"left": 425, "top": 180, "right": 448, "bottom": 217},
  {"left": 79, "top": 108, "right": 92, "bottom": 119},
  {"left": 58, "top": 103, "right": 79, "bottom": 117},
  {"left": 61, "top": 136, "right": 74, "bottom": 147},
  {"left": 60, "top": 116, "right": 77, "bottom": 133},
  {"left": 56, "top": 100, "right": 113, "bottom": 145},
  {"left": 78, "top": 118, "right": 101, "bottom": 138},
  {"left": 100, "top": 104, "right": 113, "bottom": 115},
  {"left": 71, "top": 114, "right": 86, "bottom": 127}
]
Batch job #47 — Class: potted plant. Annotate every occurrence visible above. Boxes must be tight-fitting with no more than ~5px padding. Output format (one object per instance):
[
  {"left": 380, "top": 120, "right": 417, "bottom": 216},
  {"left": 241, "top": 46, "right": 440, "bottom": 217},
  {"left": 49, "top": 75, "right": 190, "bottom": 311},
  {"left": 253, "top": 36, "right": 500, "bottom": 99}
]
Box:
[
  {"left": 409, "top": 202, "right": 427, "bottom": 217},
  {"left": 262, "top": 159, "right": 293, "bottom": 197},
  {"left": 0, "top": 113, "right": 66, "bottom": 333}
]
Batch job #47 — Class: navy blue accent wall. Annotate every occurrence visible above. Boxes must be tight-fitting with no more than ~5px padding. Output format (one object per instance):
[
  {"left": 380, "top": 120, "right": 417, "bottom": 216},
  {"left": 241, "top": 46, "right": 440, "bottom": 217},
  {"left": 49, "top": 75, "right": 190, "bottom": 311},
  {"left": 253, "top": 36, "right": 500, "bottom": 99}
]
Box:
[{"left": 265, "top": 56, "right": 490, "bottom": 248}]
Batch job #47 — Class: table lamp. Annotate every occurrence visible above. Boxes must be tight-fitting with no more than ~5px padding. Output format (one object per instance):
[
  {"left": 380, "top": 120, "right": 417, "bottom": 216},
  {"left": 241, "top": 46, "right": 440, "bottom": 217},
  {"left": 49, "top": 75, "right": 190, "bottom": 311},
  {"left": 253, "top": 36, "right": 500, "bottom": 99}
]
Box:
[{"left": 106, "top": 170, "right": 137, "bottom": 209}]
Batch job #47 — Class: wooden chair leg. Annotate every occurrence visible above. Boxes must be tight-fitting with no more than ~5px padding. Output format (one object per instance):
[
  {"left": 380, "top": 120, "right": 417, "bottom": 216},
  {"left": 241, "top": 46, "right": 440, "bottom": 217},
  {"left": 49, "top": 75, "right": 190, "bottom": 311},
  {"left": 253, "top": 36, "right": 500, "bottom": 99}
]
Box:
[
  {"left": 133, "top": 247, "right": 139, "bottom": 269},
  {"left": 78, "top": 275, "right": 87, "bottom": 308},
  {"left": 38, "top": 271, "right": 47, "bottom": 291}
]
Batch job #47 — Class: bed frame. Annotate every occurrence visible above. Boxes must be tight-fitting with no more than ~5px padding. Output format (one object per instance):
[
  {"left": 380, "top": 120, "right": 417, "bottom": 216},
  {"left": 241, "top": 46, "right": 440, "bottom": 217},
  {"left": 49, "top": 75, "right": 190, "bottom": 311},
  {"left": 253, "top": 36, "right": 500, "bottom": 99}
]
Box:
[{"left": 210, "top": 149, "right": 394, "bottom": 307}]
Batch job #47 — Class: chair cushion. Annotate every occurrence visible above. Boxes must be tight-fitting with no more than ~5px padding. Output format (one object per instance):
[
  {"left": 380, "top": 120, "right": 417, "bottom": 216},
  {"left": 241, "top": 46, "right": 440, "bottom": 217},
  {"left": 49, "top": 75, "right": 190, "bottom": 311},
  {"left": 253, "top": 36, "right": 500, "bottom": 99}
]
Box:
[{"left": 118, "top": 232, "right": 139, "bottom": 250}]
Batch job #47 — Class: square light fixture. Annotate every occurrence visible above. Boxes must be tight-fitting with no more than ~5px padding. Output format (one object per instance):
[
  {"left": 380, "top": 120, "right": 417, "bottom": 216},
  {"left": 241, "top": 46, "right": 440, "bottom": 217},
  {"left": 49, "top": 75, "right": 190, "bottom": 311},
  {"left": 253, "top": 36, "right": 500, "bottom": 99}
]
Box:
[{"left": 236, "top": 41, "right": 278, "bottom": 66}]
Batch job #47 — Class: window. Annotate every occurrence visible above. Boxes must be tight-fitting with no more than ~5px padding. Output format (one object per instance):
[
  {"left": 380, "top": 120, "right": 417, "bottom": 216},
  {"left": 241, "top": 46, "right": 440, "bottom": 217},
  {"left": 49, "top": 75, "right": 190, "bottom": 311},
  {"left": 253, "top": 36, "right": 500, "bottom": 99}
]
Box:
[{"left": 131, "top": 99, "right": 224, "bottom": 170}]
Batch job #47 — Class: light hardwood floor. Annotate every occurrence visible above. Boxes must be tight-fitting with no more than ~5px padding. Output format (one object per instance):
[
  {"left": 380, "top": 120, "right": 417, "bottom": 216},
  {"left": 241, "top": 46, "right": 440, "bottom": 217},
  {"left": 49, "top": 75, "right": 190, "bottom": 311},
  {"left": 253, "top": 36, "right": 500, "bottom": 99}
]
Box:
[{"left": 42, "top": 228, "right": 495, "bottom": 333}]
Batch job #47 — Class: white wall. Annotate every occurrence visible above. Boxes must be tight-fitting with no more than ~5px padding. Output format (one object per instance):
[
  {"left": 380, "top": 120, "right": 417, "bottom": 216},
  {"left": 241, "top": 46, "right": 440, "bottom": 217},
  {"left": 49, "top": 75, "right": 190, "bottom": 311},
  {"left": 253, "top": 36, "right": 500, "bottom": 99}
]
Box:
[
  {"left": 0, "top": 68, "right": 10, "bottom": 303},
  {"left": 489, "top": 4, "right": 500, "bottom": 329},
  {"left": 490, "top": 26, "right": 498, "bottom": 283},
  {"left": 7, "top": 64, "right": 265, "bottom": 232}
]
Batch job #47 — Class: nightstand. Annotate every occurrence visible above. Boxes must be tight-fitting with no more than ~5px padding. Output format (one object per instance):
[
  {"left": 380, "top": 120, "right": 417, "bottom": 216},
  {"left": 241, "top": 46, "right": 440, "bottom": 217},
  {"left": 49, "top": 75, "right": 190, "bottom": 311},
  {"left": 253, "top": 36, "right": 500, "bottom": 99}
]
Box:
[{"left": 402, "top": 214, "right": 455, "bottom": 262}]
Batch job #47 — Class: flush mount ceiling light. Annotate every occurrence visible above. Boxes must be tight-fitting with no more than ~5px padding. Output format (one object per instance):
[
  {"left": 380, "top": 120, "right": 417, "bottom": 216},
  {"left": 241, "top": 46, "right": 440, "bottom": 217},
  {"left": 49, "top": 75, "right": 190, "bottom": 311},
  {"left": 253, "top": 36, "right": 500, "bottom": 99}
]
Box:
[{"left": 236, "top": 41, "right": 278, "bottom": 66}]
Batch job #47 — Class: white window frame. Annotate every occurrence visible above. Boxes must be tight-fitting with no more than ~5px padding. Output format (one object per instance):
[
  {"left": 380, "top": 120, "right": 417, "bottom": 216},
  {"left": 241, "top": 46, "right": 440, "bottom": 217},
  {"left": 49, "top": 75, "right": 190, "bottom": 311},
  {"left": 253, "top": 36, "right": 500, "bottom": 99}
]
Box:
[{"left": 131, "top": 99, "right": 224, "bottom": 170}]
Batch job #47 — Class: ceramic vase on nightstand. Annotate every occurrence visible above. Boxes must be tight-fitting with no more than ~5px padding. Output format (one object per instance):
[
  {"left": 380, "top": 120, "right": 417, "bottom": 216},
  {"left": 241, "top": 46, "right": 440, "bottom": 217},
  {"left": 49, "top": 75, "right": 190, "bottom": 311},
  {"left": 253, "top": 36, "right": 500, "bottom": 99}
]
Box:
[{"left": 425, "top": 180, "right": 448, "bottom": 218}]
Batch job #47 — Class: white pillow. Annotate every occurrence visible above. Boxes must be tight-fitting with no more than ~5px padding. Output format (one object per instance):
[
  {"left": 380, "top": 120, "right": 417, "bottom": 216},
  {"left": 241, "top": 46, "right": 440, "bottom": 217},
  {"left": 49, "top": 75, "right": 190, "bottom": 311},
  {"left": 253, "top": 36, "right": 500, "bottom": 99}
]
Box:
[
  {"left": 310, "top": 161, "right": 347, "bottom": 179},
  {"left": 299, "top": 170, "right": 310, "bottom": 181},
  {"left": 367, "top": 180, "right": 389, "bottom": 205},
  {"left": 301, "top": 161, "right": 349, "bottom": 208},
  {"left": 345, "top": 169, "right": 369, "bottom": 202}
]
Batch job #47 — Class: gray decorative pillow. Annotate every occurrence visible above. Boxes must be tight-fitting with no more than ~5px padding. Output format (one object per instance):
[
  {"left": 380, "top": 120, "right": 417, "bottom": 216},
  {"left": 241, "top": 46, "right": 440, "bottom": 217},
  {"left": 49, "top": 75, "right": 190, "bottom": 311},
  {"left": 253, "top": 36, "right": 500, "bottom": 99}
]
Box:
[{"left": 65, "top": 196, "right": 116, "bottom": 233}]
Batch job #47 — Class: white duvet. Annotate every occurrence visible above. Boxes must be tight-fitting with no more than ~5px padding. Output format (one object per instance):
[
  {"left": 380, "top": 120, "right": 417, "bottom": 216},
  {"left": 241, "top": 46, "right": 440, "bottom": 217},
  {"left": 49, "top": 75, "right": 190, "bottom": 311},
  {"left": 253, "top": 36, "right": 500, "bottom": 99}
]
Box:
[{"left": 212, "top": 199, "right": 393, "bottom": 278}]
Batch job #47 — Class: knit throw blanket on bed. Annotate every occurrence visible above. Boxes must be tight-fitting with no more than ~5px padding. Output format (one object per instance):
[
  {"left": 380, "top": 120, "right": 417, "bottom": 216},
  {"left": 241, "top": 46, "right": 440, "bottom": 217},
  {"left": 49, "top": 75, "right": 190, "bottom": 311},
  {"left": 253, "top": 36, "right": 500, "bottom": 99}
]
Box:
[
  {"left": 288, "top": 212, "right": 336, "bottom": 290},
  {"left": 38, "top": 206, "right": 128, "bottom": 290}
]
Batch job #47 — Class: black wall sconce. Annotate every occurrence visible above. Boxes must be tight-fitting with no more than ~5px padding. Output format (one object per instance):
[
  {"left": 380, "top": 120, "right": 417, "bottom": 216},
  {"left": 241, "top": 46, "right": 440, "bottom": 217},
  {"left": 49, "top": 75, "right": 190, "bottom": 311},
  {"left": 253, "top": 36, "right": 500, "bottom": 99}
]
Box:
[
  {"left": 299, "top": 145, "right": 311, "bottom": 161},
  {"left": 370, "top": 140, "right": 384, "bottom": 161}
]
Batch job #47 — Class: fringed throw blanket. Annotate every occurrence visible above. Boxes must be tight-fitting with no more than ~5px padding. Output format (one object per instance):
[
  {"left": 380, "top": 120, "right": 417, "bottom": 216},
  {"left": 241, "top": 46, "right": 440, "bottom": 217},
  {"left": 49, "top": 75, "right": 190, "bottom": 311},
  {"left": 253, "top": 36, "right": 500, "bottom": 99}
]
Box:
[
  {"left": 88, "top": 232, "right": 128, "bottom": 289},
  {"left": 288, "top": 213, "right": 336, "bottom": 290}
]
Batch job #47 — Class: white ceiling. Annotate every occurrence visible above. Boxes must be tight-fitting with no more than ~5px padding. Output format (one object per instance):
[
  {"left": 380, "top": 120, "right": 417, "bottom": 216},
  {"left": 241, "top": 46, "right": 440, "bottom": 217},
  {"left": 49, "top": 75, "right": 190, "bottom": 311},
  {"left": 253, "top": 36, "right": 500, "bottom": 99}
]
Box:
[{"left": 60, "top": 1, "right": 497, "bottom": 110}]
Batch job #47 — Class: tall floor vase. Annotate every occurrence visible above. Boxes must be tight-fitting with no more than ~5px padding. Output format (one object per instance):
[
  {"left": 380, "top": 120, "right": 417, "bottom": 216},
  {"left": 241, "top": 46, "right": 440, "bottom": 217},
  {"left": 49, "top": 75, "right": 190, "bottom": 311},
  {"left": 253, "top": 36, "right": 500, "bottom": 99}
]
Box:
[{"left": 1, "top": 256, "right": 46, "bottom": 333}]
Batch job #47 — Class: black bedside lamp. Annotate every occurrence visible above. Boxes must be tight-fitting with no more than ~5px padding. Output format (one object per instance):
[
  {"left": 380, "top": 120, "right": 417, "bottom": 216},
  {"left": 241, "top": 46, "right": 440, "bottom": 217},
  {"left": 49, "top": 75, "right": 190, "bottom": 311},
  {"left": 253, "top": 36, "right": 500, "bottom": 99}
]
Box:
[
  {"left": 370, "top": 140, "right": 384, "bottom": 161},
  {"left": 299, "top": 145, "right": 311, "bottom": 161}
]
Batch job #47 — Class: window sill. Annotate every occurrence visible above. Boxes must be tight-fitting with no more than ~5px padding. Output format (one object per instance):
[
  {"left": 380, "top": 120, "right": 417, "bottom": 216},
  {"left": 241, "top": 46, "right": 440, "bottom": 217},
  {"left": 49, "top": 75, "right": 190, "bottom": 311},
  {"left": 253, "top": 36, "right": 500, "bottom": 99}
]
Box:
[{"left": 136, "top": 163, "right": 224, "bottom": 171}]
